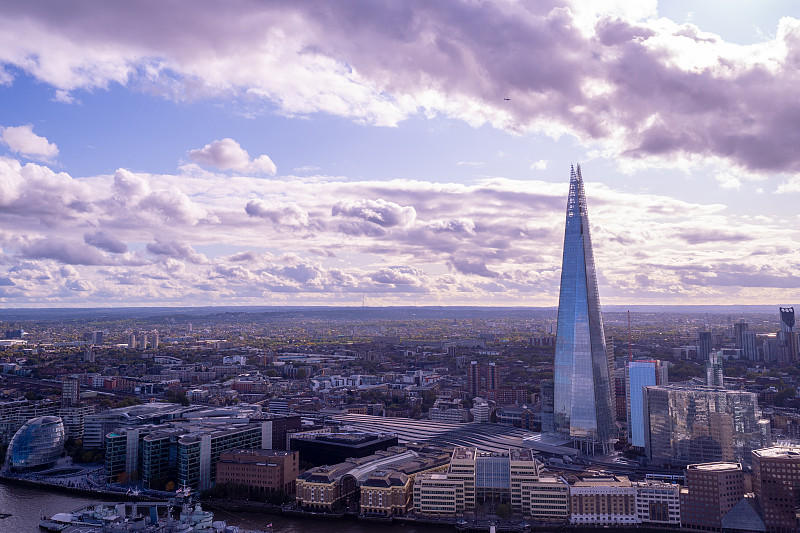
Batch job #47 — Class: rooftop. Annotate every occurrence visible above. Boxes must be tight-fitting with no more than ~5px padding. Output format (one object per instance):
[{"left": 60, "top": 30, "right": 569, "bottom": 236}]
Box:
[
  {"left": 752, "top": 446, "right": 800, "bottom": 459},
  {"left": 688, "top": 462, "right": 742, "bottom": 472}
]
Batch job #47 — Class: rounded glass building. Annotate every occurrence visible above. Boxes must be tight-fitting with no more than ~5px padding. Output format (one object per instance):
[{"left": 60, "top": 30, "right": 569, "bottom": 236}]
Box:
[{"left": 6, "top": 415, "right": 65, "bottom": 471}]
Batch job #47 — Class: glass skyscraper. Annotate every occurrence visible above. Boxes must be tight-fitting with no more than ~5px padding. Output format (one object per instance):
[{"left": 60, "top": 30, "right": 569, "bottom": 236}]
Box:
[{"left": 554, "top": 164, "right": 614, "bottom": 451}]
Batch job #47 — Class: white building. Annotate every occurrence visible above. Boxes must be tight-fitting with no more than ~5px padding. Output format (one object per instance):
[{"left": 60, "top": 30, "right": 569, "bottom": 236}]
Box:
[{"left": 634, "top": 481, "right": 681, "bottom": 525}]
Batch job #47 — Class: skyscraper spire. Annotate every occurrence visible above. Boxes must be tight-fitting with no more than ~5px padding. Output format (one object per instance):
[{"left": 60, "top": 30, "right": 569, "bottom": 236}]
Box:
[{"left": 553, "top": 164, "right": 614, "bottom": 453}]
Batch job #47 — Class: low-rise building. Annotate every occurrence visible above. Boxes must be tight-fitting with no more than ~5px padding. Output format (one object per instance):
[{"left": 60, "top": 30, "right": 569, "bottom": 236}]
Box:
[
  {"left": 634, "top": 481, "right": 681, "bottom": 526},
  {"left": 413, "top": 473, "right": 466, "bottom": 517},
  {"left": 521, "top": 475, "right": 569, "bottom": 522},
  {"left": 360, "top": 470, "right": 411, "bottom": 516},
  {"left": 216, "top": 449, "right": 299, "bottom": 496},
  {"left": 568, "top": 475, "right": 638, "bottom": 526}
]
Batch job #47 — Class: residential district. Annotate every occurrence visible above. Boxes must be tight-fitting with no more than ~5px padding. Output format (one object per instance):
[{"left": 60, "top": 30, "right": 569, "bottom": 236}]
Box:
[{"left": 0, "top": 169, "right": 798, "bottom": 532}]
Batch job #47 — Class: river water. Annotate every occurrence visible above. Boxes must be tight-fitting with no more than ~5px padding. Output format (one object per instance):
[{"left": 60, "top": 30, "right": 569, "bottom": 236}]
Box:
[{"left": 0, "top": 482, "right": 446, "bottom": 533}]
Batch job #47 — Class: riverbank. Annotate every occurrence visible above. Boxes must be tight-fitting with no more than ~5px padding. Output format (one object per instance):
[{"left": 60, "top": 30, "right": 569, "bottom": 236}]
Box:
[
  {"left": 1, "top": 476, "right": 681, "bottom": 533},
  {"left": 0, "top": 473, "right": 161, "bottom": 501}
]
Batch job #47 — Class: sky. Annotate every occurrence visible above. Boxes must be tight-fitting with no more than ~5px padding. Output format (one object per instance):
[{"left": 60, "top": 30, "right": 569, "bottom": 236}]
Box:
[{"left": 1, "top": 0, "right": 800, "bottom": 308}]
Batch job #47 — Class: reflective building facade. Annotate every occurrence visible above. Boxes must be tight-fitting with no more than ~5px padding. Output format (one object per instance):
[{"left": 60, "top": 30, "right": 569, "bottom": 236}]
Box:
[
  {"left": 625, "top": 361, "right": 667, "bottom": 448},
  {"left": 5, "top": 415, "right": 65, "bottom": 471},
  {"left": 554, "top": 165, "right": 614, "bottom": 450},
  {"left": 644, "top": 385, "right": 766, "bottom": 466}
]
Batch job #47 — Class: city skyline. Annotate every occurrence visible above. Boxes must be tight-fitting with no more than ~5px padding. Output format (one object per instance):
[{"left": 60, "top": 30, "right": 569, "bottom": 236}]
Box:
[{"left": 2, "top": 1, "right": 800, "bottom": 307}]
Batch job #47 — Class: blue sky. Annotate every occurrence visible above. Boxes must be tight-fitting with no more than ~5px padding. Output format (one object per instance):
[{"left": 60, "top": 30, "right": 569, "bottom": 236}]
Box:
[{"left": 0, "top": 1, "right": 799, "bottom": 307}]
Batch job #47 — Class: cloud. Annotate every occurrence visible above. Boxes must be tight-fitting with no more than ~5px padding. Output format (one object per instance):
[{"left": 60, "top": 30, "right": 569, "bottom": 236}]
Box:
[
  {"left": 332, "top": 198, "right": 416, "bottom": 228},
  {"left": 20, "top": 238, "right": 109, "bottom": 265},
  {"left": 677, "top": 229, "right": 752, "bottom": 244},
  {"left": 449, "top": 258, "right": 499, "bottom": 278},
  {"left": 84, "top": 230, "right": 128, "bottom": 254},
  {"left": 1, "top": 125, "right": 58, "bottom": 161},
  {"left": 10, "top": 1, "right": 800, "bottom": 177},
  {"left": 530, "top": 160, "right": 548, "bottom": 171},
  {"left": 146, "top": 240, "right": 208, "bottom": 264},
  {"left": 245, "top": 199, "right": 310, "bottom": 229},
  {"left": 188, "top": 138, "right": 276, "bottom": 175}
]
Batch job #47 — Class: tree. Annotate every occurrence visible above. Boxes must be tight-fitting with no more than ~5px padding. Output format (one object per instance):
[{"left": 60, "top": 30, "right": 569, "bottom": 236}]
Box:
[
  {"left": 775, "top": 387, "right": 796, "bottom": 407},
  {"left": 496, "top": 503, "right": 511, "bottom": 519},
  {"left": 165, "top": 481, "right": 175, "bottom": 492}
]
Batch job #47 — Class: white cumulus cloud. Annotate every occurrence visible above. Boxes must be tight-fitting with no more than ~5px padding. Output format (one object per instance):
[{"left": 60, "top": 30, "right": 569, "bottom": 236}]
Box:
[
  {"left": 1, "top": 125, "right": 58, "bottom": 161},
  {"left": 188, "top": 138, "right": 276, "bottom": 175}
]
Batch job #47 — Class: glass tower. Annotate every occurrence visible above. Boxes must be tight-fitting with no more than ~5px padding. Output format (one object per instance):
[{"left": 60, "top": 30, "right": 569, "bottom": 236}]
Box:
[{"left": 553, "top": 164, "right": 614, "bottom": 451}]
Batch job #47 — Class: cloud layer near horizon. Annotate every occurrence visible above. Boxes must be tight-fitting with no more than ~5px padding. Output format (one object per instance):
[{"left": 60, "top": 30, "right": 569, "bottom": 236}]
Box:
[
  {"left": 0, "top": 146, "right": 798, "bottom": 306},
  {"left": 2, "top": 1, "right": 800, "bottom": 179}
]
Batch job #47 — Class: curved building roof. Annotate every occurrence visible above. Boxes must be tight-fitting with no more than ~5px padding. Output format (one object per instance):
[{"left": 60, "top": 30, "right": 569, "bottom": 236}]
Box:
[{"left": 6, "top": 415, "right": 65, "bottom": 471}]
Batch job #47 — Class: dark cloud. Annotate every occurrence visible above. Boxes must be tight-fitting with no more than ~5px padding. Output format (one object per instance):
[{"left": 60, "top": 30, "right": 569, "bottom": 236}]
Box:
[
  {"left": 146, "top": 240, "right": 207, "bottom": 264},
  {"left": 449, "top": 258, "right": 499, "bottom": 278},
  {"left": 677, "top": 230, "right": 752, "bottom": 244},
  {"left": 20, "top": 239, "right": 108, "bottom": 265},
  {"left": 84, "top": 230, "right": 128, "bottom": 254}
]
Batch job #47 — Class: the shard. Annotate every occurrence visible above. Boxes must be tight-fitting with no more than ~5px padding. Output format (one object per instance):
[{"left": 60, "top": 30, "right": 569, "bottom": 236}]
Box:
[{"left": 553, "top": 164, "right": 614, "bottom": 452}]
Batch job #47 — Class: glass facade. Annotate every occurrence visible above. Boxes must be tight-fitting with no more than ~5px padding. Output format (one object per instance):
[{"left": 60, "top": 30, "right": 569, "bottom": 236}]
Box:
[
  {"left": 553, "top": 165, "right": 614, "bottom": 447},
  {"left": 626, "top": 363, "right": 657, "bottom": 448},
  {"left": 6, "top": 415, "right": 65, "bottom": 471},
  {"left": 644, "top": 385, "right": 766, "bottom": 466}
]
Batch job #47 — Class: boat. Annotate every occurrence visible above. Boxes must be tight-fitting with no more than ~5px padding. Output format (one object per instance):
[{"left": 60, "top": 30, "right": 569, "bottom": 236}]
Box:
[{"left": 39, "top": 499, "right": 269, "bottom": 532}]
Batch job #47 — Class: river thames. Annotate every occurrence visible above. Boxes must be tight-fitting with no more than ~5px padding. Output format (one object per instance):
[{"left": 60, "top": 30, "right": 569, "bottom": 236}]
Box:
[{"left": 0, "top": 482, "right": 447, "bottom": 532}]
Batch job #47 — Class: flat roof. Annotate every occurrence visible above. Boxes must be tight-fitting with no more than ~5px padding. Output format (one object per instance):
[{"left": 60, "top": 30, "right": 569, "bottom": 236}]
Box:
[
  {"left": 752, "top": 446, "right": 800, "bottom": 459},
  {"left": 688, "top": 462, "right": 741, "bottom": 471}
]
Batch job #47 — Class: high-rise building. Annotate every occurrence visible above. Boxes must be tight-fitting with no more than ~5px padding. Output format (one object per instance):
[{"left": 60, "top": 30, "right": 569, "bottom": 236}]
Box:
[
  {"left": 625, "top": 360, "right": 667, "bottom": 449},
  {"left": 706, "top": 351, "right": 724, "bottom": 387},
  {"left": 61, "top": 377, "right": 80, "bottom": 407},
  {"left": 778, "top": 307, "right": 798, "bottom": 365},
  {"left": 698, "top": 331, "right": 713, "bottom": 361},
  {"left": 644, "top": 385, "right": 766, "bottom": 467},
  {"left": 467, "top": 361, "right": 480, "bottom": 398},
  {"left": 741, "top": 330, "right": 759, "bottom": 361},
  {"left": 752, "top": 446, "right": 800, "bottom": 533},
  {"left": 553, "top": 164, "right": 614, "bottom": 452},
  {"left": 733, "top": 320, "right": 748, "bottom": 350},
  {"left": 680, "top": 462, "right": 744, "bottom": 532}
]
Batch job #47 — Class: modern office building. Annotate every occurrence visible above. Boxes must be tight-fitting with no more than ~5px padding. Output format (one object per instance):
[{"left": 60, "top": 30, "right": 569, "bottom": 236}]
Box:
[
  {"left": 413, "top": 473, "right": 466, "bottom": 517},
  {"left": 5, "top": 415, "right": 65, "bottom": 471},
  {"left": 446, "top": 447, "right": 541, "bottom": 513},
  {"left": 553, "top": 164, "right": 614, "bottom": 452},
  {"left": 680, "top": 462, "right": 744, "bottom": 532},
  {"left": 779, "top": 307, "right": 798, "bottom": 365},
  {"left": 751, "top": 446, "right": 800, "bottom": 533},
  {"left": 84, "top": 403, "right": 202, "bottom": 449},
  {"left": 707, "top": 351, "right": 724, "bottom": 387},
  {"left": 521, "top": 475, "right": 569, "bottom": 522},
  {"left": 106, "top": 420, "right": 265, "bottom": 491},
  {"left": 626, "top": 360, "right": 668, "bottom": 449},
  {"left": 540, "top": 380, "right": 554, "bottom": 433},
  {"left": 290, "top": 432, "right": 398, "bottom": 467},
  {"left": 734, "top": 321, "right": 748, "bottom": 350},
  {"left": 644, "top": 384, "right": 766, "bottom": 467},
  {"left": 698, "top": 331, "right": 713, "bottom": 361},
  {"left": 742, "top": 330, "right": 759, "bottom": 361}
]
